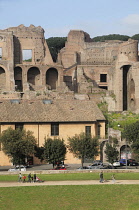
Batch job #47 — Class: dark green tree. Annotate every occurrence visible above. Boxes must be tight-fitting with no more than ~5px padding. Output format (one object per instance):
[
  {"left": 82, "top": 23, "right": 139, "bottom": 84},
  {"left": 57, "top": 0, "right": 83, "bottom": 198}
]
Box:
[
  {"left": 0, "top": 127, "right": 37, "bottom": 165},
  {"left": 92, "top": 34, "right": 130, "bottom": 42},
  {"left": 68, "top": 133, "right": 99, "bottom": 167},
  {"left": 123, "top": 121, "right": 139, "bottom": 158},
  {"left": 34, "top": 146, "right": 45, "bottom": 162},
  {"left": 104, "top": 137, "right": 119, "bottom": 164},
  {"left": 46, "top": 37, "right": 67, "bottom": 62},
  {"left": 131, "top": 34, "right": 139, "bottom": 41},
  {"left": 43, "top": 137, "right": 67, "bottom": 168}
]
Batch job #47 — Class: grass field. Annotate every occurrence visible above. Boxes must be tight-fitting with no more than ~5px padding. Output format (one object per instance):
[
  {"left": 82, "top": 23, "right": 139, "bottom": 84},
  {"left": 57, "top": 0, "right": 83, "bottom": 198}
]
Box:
[
  {"left": 0, "top": 172, "right": 139, "bottom": 182},
  {"left": 0, "top": 172, "right": 139, "bottom": 210},
  {"left": 1, "top": 185, "right": 139, "bottom": 210}
]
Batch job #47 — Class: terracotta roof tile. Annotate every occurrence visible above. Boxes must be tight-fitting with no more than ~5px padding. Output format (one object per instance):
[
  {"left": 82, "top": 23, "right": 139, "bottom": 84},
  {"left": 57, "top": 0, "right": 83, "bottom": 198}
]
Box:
[{"left": 0, "top": 99, "right": 105, "bottom": 123}]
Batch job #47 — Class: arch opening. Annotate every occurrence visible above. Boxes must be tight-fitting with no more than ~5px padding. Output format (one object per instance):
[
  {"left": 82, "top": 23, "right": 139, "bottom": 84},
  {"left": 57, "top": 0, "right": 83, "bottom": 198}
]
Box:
[
  {"left": 14, "top": 67, "right": 23, "bottom": 92},
  {"left": 27, "top": 67, "right": 40, "bottom": 91},
  {"left": 0, "top": 67, "right": 6, "bottom": 90},
  {"left": 120, "top": 145, "right": 131, "bottom": 159},
  {"left": 122, "top": 65, "right": 131, "bottom": 111},
  {"left": 46, "top": 68, "right": 58, "bottom": 90}
]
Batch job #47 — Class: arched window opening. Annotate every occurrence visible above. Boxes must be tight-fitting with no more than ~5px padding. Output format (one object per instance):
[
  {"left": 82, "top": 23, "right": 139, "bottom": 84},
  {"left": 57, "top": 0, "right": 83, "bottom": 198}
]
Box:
[
  {"left": 0, "top": 67, "right": 6, "bottom": 90},
  {"left": 122, "top": 65, "right": 131, "bottom": 111},
  {"left": 46, "top": 68, "right": 58, "bottom": 90},
  {"left": 27, "top": 67, "right": 40, "bottom": 91},
  {"left": 14, "top": 67, "right": 23, "bottom": 92}
]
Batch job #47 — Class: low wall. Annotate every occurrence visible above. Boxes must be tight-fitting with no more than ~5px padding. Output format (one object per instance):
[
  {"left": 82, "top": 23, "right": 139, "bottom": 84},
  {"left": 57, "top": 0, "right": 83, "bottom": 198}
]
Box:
[{"left": 0, "top": 169, "right": 139, "bottom": 175}]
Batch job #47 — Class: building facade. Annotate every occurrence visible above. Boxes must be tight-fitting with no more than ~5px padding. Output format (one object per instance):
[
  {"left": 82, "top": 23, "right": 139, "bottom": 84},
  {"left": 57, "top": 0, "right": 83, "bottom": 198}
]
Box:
[{"left": 0, "top": 99, "right": 105, "bottom": 166}]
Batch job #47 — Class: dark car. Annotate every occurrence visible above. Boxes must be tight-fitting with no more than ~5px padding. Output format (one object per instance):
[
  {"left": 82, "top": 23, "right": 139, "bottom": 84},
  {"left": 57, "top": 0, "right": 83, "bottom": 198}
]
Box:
[
  {"left": 120, "top": 159, "right": 138, "bottom": 166},
  {"left": 127, "top": 159, "right": 138, "bottom": 166}
]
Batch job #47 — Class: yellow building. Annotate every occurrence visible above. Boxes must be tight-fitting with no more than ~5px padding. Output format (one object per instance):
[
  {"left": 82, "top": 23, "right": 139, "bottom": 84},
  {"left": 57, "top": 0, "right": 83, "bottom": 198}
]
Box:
[{"left": 0, "top": 99, "right": 106, "bottom": 166}]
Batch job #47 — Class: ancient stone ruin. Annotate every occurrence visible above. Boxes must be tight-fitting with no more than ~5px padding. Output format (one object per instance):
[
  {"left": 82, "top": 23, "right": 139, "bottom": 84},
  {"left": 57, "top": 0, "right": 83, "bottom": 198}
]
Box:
[{"left": 0, "top": 24, "right": 139, "bottom": 113}]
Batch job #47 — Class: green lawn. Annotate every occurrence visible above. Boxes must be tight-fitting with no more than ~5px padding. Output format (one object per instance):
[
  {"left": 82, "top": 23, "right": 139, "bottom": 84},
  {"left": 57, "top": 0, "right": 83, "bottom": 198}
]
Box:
[
  {"left": 1, "top": 185, "right": 139, "bottom": 210},
  {"left": 0, "top": 172, "right": 139, "bottom": 182}
]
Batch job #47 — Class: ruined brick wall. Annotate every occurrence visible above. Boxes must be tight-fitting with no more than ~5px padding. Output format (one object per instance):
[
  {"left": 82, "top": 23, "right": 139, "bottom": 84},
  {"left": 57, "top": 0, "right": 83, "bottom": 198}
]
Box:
[{"left": 5, "top": 24, "right": 53, "bottom": 65}]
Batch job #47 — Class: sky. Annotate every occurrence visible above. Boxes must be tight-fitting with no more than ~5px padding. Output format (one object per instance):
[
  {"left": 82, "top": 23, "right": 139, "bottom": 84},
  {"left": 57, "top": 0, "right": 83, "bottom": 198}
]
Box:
[{"left": 1, "top": 0, "right": 139, "bottom": 38}]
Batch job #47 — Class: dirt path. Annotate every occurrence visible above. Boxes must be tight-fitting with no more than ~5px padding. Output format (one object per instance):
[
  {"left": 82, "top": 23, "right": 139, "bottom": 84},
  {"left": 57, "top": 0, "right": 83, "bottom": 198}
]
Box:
[{"left": 0, "top": 180, "right": 139, "bottom": 187}]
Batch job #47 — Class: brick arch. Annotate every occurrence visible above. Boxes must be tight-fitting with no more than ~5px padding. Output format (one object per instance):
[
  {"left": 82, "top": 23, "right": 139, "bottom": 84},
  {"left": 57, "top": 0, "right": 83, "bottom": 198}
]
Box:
[
  {"left": 46, "top": 68, "right": 58, "bottom": 90},
  {"left": 27, "top": 67, "right": 40, "bottom": 90},
  {"left": 0, "top": 66, "right": 6, "bottom": 90},
  {"left": 120, "top": 145, "right": 131, "bottom": 159},
  {"left": 14, "top": 66, "right": 23, "bottom": 91}
]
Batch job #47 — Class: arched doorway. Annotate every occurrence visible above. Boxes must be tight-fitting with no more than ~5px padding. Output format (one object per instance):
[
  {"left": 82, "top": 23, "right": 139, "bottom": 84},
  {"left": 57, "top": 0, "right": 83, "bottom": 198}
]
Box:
[
  {"left": 122, "top": 65, "right": 131, "bottom": 110},
  {"left": 120, "top": 145, "right": 131, "bottom": 159},
  {"left": 14, "top": 67, "right": 23, "bottom": 91},
  {"left": 0, "top": 67, "right": 6, "bottom": 90},
  {"left": 46, "top": 68, "right": 58, "bottom": 90},
  {"left": 27, "top": 67, "right": 40, "bottom": 90},
  {"left": 129, "top": 79, "right": 135, "bottom": 111}
]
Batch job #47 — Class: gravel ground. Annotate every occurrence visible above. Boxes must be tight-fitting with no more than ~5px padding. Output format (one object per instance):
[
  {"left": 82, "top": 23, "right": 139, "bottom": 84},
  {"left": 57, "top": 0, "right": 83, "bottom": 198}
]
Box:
[{"left": 0, "top": 180, "right": 139, "bottom": 187}]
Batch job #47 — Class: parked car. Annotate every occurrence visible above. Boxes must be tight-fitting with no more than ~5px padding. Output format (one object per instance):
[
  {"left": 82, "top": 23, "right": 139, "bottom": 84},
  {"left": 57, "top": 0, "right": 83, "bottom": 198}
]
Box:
[
  {"left": 77, "top": 166, "right": 90, "bottom": 170},
  {"left": 101, "top": 165, "right": 114, "bottom": 169},
  {"left": 52, "top": 166, "right": 67, "bottom": 170},
  {"left": 8, "top": 165, "right": 26, "bottom": 172},
  {"left": 88, "top": 161, "right": 103, "bottom": 169},
  {"left": 112, "top": 161, "right": 120, "bottom": 167},
  {"left": 127, "top": 159, "right": 138, "bottom": 166},
  {"left": 120, "top": 159, "right": 138, "bottom": 166},
  {"left": 119, "top": 159, "right": 126, "bottom": 166}
]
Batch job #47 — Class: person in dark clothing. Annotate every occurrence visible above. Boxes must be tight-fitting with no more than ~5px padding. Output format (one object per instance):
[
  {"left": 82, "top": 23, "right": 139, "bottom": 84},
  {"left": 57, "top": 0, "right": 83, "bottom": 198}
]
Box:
[
  {"left": 33, "top": 174, "right": 36, "bottom": 182},
  {"left": 28, "top": 173, "right": 32, "bottom": 183},
  {"left": 99, "top": 171, "right": 103, "bottom": 183}
]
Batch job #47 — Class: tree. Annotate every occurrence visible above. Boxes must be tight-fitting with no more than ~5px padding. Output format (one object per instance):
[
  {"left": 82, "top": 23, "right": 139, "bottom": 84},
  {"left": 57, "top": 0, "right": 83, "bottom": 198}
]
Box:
[
  {"left": 68, "top": 133, "right": 99, "bottom": 167},
  {"left": 131, "top": 34, "right": 139, "bottom": 41},
  {"left": 46, "top": 37, "right": 67, "bottom": 62},
  {"left": 104, "top": 137, "right": 119, "bottom": 164},
  {"left": 92, "top": 34, "right": 130, "bottom": 42},
  {"left": 0, "top": 127, "right": 37, "bottom": 165},
  {"left": 43, "top": 137, "right": 67, "bottom": 168},
  {"left": 34, "top": 146, "right": 44, "bottom": 162},
  {"left": 123, "top": 121, "right": 139, "bottom": 159}
]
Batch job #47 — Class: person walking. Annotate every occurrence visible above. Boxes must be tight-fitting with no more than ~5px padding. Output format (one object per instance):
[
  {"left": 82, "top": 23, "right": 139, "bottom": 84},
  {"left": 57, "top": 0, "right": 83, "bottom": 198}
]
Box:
[
  {"left": 28, "top": 173, "right": 32, "bottom": 183},
  {"left": 18, "top": 173, "right": 22, "bottom": 182},
  {"left": 22, "top": 175, "right": 26, "bottom": 183},
  {"left": 112, "top": 174, "right": 116, "bottom": 184},
  {"left": 33, "top": 174, "right": 36, "bottom": 183},
  {"left": 99, "top": 171, "right": 103, "bottom": 183}
]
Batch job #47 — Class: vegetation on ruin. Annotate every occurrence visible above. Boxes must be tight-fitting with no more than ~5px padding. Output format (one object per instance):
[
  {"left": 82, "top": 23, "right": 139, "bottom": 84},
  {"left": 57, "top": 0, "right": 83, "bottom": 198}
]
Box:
[
  {"left": 98, "top": 101, "right": 139, "bottom": 131},
  {"left": 0, "top": 128, "right": 37, "bottom": 165},
  {"left": 68, "top": 133, "right": 99, "bottom": 167}
]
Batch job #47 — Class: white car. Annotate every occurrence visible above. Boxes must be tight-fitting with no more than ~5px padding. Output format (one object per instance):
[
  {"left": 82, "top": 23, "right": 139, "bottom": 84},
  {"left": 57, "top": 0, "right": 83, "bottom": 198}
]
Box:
[
  {"left": 8, "top": 165, "right": 26, "bottom": 172},
  {"left": 113, "top": 161, "right": 120, "bottom": 167}
]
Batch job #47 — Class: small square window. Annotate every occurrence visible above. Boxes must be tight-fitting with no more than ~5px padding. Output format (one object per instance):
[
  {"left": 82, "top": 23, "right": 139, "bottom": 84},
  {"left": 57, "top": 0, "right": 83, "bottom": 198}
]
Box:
[
  {"left": 100, "top": 74, "right": 107, "bottom": 82},
  {"left": 15, "top": 123, "right": 24, "bottom": 130}
]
